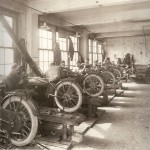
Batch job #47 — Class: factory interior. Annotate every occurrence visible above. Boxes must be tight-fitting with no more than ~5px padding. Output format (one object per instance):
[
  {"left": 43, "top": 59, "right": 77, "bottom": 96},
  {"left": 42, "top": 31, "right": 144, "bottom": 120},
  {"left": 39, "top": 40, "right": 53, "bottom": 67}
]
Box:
[{"left": 0, "top": 0, "right": 150, "bottom": 149}]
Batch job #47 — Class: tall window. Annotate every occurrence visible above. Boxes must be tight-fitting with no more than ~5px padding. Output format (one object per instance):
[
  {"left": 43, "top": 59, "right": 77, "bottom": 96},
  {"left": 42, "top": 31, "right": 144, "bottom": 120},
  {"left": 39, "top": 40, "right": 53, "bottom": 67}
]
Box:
[
  {"left": 98, "top": 44, "right": 102, "bottom": 62},
  {"left": 70, "top": 36, "right": 78, "bottom": 69},
  {"left": 56, "top": 32, "right": 68, "bottom": 65},
  {"left": 93, "top": 41, "right": 98, "bottom": 62},
  {"left": 89, "top": 40, "right": 102, "bottom": 64},
  {"left": 39, "top": 29, "right": 53, "bottom": 73},
  {"left": 0, "top": 16, "right": 14, "bottom": 75}
]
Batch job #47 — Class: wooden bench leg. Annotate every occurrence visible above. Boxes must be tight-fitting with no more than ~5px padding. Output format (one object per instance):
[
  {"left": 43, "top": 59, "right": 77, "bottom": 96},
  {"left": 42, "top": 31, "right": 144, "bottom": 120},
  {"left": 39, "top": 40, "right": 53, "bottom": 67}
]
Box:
[
  {"left": 62, "top": 124, "right": 67, "bottom": 141},
  {"left": 88, "top": 103, "right": 92, "bottom": 118},
  {"left": 69, "top": 125, "right": 74, "bottom": 135},
  {"left": 102, "top": 92, "right": 109, "bottom": 105}
]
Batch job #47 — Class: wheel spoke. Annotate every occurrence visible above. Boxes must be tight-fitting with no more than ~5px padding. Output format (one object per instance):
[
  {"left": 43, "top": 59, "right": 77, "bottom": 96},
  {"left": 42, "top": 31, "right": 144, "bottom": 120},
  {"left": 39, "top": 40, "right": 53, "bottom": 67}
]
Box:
[{"left": 57, "top": 88, "right": 64, "bottom": 96}]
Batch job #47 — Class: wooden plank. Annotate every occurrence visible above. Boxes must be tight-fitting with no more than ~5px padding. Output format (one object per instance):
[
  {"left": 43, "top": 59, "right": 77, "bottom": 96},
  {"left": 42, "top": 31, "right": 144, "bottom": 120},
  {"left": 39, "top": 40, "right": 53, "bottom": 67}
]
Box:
[
  {"left": 35, "top": 138, "right": 72, "bottom": 149},
  {"left": 115, "top": 90, "right": 124, "bottom": 96},
  {"left": 74, "top": 118, "right": 98, "bottom": 134},
  {"left": 40, "top": 111, "right": 85, "bottom": 126}
]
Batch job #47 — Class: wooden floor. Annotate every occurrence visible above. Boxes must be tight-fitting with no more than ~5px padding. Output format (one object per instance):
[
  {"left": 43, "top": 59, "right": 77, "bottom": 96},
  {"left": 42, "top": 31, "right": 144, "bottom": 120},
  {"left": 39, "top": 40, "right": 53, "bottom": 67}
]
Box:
[{"left": 72, "top": 83, "right": 150, "bottom": 150}]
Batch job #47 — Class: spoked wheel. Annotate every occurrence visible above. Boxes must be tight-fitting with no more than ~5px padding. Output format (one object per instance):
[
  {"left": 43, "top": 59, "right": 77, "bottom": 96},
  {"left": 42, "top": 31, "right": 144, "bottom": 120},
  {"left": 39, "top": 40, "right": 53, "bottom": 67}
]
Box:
[
  {"left": 2, "top": 96, "right": 38, "bottom": 147},
  {"left": 83, "top": 74, "right": 104, "bottom": 97},
  {"left": 55, "top": 81, "right": 82, "bottom": 113},
  {"left": 101, "top": 71, "right": 116, "bottom": 85},
  {"left": 113, "top": 68, "right": 122, "bottom": 81}
]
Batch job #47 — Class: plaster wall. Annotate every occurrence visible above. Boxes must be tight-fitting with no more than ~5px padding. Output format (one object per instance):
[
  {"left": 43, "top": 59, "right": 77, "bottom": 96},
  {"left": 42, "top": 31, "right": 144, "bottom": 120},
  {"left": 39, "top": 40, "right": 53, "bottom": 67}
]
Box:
[{"left": 106, "top": 36, "right": 150, "bottom": 65}]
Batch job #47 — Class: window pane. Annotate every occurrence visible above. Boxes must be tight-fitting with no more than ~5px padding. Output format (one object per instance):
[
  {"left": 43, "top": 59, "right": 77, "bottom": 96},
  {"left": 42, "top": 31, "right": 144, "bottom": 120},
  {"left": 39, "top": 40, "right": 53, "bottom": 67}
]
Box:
[
  {"left": 93, "top": 41, "right": 97, "bottom": 53},
  {"left": 89, "top": 53, "right": 92, "bottom": 64},
  {"left": 98, "top": 44, "right": 102, "bottom": 53},
  {"left": 74, "top": 43, "right": 77, "bottom": 51},
  {"left": 98, "top": 54, "right": 102, "bottom": 62},
  {"left": 5, "top": 49, "right": 13, "bottom": 64},
  {"left": 48, "top": 32, "right": 52, "bottom": 39},
  {"left": 62, "top": 42, "right": 66, "bottom": 50},
  {"left": 44, "top": 50, "right": 48, "bottom": 61},
  {"left": 39, "top": 29, "right": 52, "bottom": 50},
  {"left": 0, "top": 65, "right": 4, "bottom": 75},
  {"left": 42, "top": 30, "right": 47, "bottom": 38},
  {"left": 0, "top": 48, "right": 4, "bottom": 64},
  {"left": 61, "top": 51, "right": 67, "bottom": 62},
  {"left": 93, "top": 53, "right": 97, "bottom": 61},
  {"left": 43, "top": 62, "right": 49, "bottom": 73},
  {"left": 39, "top": 50, "right": 43, "bottom": 61},
  {"left": 47, "top": 39, "right": 52, "bottom": 49},
  {"left": 89, "top": 40, "right": 92, "bottom": 52},
  {"left": 49, "top": 51, "right": 54, "bottom": 62},
  {"left": 0, "top": 31, "right": 3, "bottom": 46},
  {"left": 56, "top": 32, "right": 59, "bottom": 40},
  {"left": 43, "top": 39, "right": 47, "bottom": 49},
  {"left": 39, "top": 38, "right": 42, "bottom": 48},
  {"left": 5, "top": 65, "right": 12, "bottom": 75}
]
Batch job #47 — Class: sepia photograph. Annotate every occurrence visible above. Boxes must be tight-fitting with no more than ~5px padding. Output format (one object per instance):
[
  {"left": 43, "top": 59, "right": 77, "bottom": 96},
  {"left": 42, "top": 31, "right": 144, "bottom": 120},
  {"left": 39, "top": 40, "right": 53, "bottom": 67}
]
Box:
[{"left": 0, "top": 0, "right": 150, "bottom": 149}]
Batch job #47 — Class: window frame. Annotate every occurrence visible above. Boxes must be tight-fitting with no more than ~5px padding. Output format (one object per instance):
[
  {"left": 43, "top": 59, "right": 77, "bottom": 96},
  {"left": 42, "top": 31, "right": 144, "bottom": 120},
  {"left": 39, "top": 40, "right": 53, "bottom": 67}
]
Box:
[
  {"left": 0, "top": 15, "right": 14, "bottom": 75},
  {"left": 89, "top": 39, "right": 102, "bottom": 64},
  {"left": 38, "top": 29, "right": 53, "bottom": 73}
]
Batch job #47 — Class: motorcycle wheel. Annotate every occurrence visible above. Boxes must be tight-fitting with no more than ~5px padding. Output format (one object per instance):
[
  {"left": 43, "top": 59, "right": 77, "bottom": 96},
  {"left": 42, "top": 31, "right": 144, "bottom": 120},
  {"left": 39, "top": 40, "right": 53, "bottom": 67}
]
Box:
[
  {"left": 113, "top": 68, "right": 122, "bottom": 81},
  {"left": 83, "top": 74, "right": 104, "bottom": 97},
  {"left": 55, "top": 81, "right": 82, "bottom": 113},
  {"left": 2, "top": 95, "right": 38, "bottom": 147},
  {"left": 101, "top": 70, "right": 116, "bottom": 86}
]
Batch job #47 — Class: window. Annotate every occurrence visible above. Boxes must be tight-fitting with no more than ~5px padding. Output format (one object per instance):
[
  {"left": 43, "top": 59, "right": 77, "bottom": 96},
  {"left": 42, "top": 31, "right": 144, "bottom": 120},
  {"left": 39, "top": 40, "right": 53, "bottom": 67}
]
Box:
[
  {"left": 89, "top": 40, "right": 102, "bottom": 64},
  {"left": 93, "top": 41, "right": 98, "bottom": 62},
  {"left": 56, "top": 32, "right": 68, "bottom": 65},
  {"left": 98, "top": 44, "right": 102, "bottom": 63},
  {"left": 89, "top": 39, "right": 92, "bottom": 64},
  {"left": 70, "top": 36, "right": 79, "bottom": 69},
  {"left": 0, "top": 16, "right": 14, "bottom": 75},
  {"left": 39, "top": 29, "right": 53, "bottom": 73}
]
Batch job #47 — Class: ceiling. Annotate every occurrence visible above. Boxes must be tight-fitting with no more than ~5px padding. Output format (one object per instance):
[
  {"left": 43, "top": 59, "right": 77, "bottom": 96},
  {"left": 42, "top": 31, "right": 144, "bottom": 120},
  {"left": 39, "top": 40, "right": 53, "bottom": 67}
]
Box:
[{"left": 29, "top": 0, "right": 150, "bottom": 38}]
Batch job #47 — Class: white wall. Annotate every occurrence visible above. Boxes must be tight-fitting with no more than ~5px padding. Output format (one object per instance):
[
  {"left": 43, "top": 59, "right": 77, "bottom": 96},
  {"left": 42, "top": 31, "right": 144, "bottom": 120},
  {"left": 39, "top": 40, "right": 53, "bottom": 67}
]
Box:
[{"left": 106, "top": 36, "right": 150, "bottom": 65}]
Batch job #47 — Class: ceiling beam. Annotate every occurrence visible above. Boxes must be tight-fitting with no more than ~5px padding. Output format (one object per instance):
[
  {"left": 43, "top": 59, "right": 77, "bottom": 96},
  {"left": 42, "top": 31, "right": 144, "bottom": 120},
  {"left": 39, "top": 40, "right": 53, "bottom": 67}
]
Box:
[
  {"left": 97, "top": 29, "right": 150, "bottom": 38},
  {"left": 86, "top": 21, "right": 150, "bottom": 33},
  {"left": 0, "top": 0, "right": 27, "bottom": 13},
  {"left": 62, "top": 9, "right": 150, "bottom": 26},
  {"left": 30, "top": 0, "right": 150, "bottom": 13}
]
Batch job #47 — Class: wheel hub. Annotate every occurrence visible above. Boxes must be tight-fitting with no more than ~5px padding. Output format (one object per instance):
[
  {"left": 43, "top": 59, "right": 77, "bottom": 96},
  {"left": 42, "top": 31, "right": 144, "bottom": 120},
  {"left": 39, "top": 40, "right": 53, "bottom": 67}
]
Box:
[{"left": 63, "top": 93, "right": 71, "bottom": 101}]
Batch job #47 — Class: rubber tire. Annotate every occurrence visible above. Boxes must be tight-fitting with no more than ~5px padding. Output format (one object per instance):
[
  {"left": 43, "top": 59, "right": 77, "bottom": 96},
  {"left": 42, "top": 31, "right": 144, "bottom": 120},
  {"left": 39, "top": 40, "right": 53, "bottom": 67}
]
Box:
[
  {"left": 55, "top": 81, "right": 82, "bottom": 113},
  {"left": 113, "top": 68, "right": 122, "bottom": 81},
  {"left": 2, "top": 96, "right": 38, "bottom": 147},
  {"left": 83, "top": 74, "right": 104, "bottom": 97},
  {"left": 101, "top": 70, "right": 116, "bottom": 85}
]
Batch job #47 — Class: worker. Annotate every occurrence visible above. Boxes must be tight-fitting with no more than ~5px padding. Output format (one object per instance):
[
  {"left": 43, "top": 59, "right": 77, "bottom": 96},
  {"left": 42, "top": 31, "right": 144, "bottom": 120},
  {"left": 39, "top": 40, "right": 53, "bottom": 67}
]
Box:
[
  {"left": 105, "top": 57, "right": 112, "bottom": 66},
  {"left": 91, "top": 60, "right": 99, "bottom": 71},
  {"left": 60, "top": 60, "right": 65, "bottom": 68},
  {"left": 73, "top": 61, "right": 85, "bottom": 74},
  {"left": 3, "top": 64, "right": 25, "bottom": 91}
]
